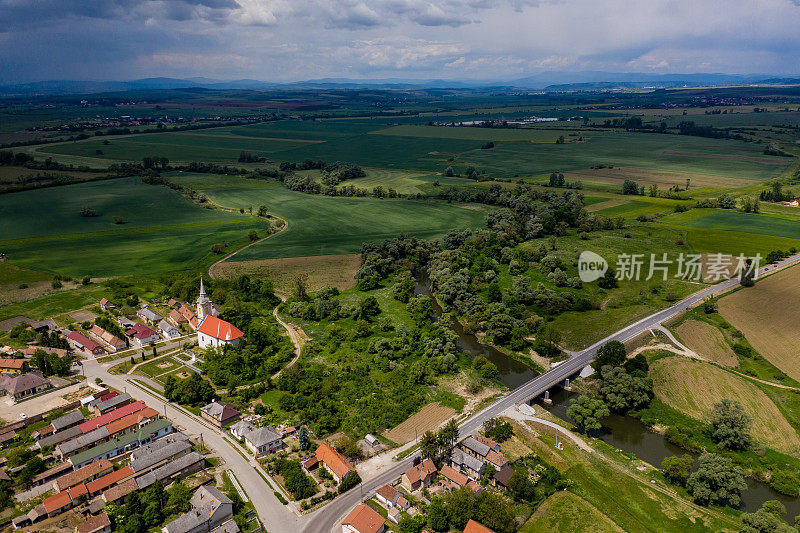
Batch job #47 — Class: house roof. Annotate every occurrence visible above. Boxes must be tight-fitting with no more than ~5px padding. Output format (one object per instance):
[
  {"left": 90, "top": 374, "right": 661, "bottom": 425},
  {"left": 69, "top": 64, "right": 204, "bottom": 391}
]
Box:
[
  {"left": 403, "top": 458, "right": 437, "bottom": 485},
  {"left": 302, "top": 455, "right": 318, "bottom": 470},
  {"left": 127, "top": 323, "right": 158, "bottom": 340},
  {"left": 57, "top": 426, "right": 110, "bottom": 456},
  {"left": 464, "top": 519, "right": 495, "bottom": 533},
  {"left": 440, "top": 465, "right": 468, "bottom": 487},
  {"left": 77, "top": 512, "right": 111, "bottom": 533},
  {"left": 211, "top": 520, "right": 240, "bottom": 533},
  {"left": 197, "top": 316, "right": 243, "bottom": 341},
  {"left": 233, "top": 421, "right": 281, "bottom": 447},
  {"left": 0, "top": 468, "right": 11, "bottom": 482},
  {"left": 493, "top": 464, "right": 514, "bottom": 486},
  {"left": 136, "top": 451, "right": 203, "bottom": 489},
  {"left": 31, "top": 318, "right": 58, "bottom": 331},
  {"left": 79, "top": 400, "right": 145, "bottom": 433},
  {"left": 69, "top": 331, "right": 103, "bottom": 352},
  {"left": 104, "top": 407, "right": 159, "bottom": 436},
  {"left": 0, "top": 358, "right": 25, "bottom": 370},
  {"left": 201, "top": 401, "right": 239, "bottom": 423},
  {"left": 461, "top": 436, "right": 491, "bottom": 457},
  {"left": 129, "top": 433, "right": 190, "bottom": 472},
  {"left": 102, "top": 478, "right": 138, "bottom": 503},
  {"left": 341, "top": 504, "right": 385, "bottom": 533},
  {"left": 316, "top": 443, "right": 355, "bottom": 480},
  {"left": 163, "top": 486, "right": 232, "bottom": 533},
  {"left": 69, "top": 418, "right": 172, "bottom": 466},
  {"left": 23, "top": 346, "right": 70, "bottom": 358},
  {"left": 99, "top": 298, "right": 111, "bottom": 306},
  {"left": 43, "top": 489, "right": 72, "bottom": 513},
  {"left": 376, "top": 484, "right": 398, "bottom": 502},
  {"left": 86, "top": 466, "right": 134, "bottom": 494},
  {"left": 485, "top": 450, "right": 508, "bottom": 468},
  {"left": 1, "top": 372, "right": 50, "bottom": 396},
  {"left": 451, "top": 448, "right": 485, "bottom": 473},
  {"left": 52, "top": 410, "right": 85, "bottom": 431},
  {"left": 158, "top": 319, "right": 178, "bottom": 333},
  {"left": 169, "top": 309, "right": 188, "bottom": 323},
  {"left": 473, "top": 434, "right": 499, "bottom": 451},
  {"left": 36, "top": 425, "right": 82, "bottom": 449},
  {"left": 138, "top": 308, "right": 162, "bottom": 322},
  {"left": 55, "top": 458, "right": 113, "bottom": 491},
  {"left": 91, "top": 392, "right": 132, "bottom": 413},
  {"left": 179, "top": 306, "right": 196, "bottom": 321},
  {"left": 32, "top": 461, "right": 72, "bottom": 484}
]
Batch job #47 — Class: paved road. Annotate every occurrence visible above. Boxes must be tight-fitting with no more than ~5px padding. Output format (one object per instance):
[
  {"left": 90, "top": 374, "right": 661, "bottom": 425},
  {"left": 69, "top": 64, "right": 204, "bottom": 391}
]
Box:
[
  {"left": 81, "top": 359, "right": 301, "bottom": 533},
  {"left": 301, "top": 253, "right": 800, "bottom": 533}
]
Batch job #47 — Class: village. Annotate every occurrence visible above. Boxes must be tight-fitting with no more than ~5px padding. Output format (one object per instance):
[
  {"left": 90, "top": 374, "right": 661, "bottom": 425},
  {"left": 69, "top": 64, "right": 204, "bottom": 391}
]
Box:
[{"left": 0, "top": 278, "right": 531, "bottom": 533}]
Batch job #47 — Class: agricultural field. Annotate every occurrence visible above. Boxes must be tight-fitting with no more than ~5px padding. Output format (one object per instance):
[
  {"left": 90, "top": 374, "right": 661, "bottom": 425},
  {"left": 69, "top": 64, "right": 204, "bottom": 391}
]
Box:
[
  {"left": 718, "top": 265, "right": 800, "bottom": 382},
  {"left": 169, "top": 173, "right": 487, "bottom": 260},
  {"left": 649, "top": 357, "right": 800, "bottom": 454},
  {"left": 382, "top": 402, "right": 457, "bottom": 444},
  {"left": 674, "top": 319, "right": 738, "bottom": 366},
  {"left": 0, "top": 176, "right": 264, "bottom": 277},
  {"left": 211, "top": 254, "right": 361, "bottom": 296}
]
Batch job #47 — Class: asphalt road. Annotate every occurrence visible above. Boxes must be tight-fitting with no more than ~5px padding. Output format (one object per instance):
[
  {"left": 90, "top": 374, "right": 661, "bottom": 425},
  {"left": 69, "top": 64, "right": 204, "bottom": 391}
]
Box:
[
  {"left": 301, "top": 253, "right": 800, "bottom": 533},
  {"left": 82, "top": 253, "right": 800, "bottom": 533}
]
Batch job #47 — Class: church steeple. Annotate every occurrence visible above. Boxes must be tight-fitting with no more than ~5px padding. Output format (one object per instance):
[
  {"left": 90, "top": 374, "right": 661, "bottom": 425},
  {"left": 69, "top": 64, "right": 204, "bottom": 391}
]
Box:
[{"left": 196, "top": 277, "right": 212, "bottom": 322}]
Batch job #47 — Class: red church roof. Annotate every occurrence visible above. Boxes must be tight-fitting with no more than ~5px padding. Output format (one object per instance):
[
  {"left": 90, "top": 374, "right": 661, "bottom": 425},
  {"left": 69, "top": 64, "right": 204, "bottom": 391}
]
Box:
[{"left": 197, "top": 316, "right": 243, "bottom": 341}]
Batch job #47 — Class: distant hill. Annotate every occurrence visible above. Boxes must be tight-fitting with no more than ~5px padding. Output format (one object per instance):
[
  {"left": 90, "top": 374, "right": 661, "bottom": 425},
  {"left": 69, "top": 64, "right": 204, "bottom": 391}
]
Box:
[{"left": 0, "top": 71, "right": 797, "bottom": 97}]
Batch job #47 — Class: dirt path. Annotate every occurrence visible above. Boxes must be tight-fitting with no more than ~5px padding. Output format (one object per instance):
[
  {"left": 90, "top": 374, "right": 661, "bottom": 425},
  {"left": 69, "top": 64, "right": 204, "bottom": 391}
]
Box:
[
  {"left": 505, "top": 404, "right": 594, "bottom": 453},
  {"left": 207, "top": 207, "right": 288, "bottom": 279},
  {"left": 271, "top": 304, "right": 303, "bottom": 379}
]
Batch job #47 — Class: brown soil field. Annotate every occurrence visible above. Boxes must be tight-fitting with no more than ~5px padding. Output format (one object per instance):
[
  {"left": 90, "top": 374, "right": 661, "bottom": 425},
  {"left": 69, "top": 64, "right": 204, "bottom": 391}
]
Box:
[
  {"left": 68, "top": 309, "right": 96, "bottom": 322},
  {"left": 215, "top": 254, "right": 360, "bottom": 296},
  {"left": 383, "top": 402, "right": 456, "bottom": 444},
  {"left": 564, "top": 166, "right": 750, "bottom": 189},
  {"left": 718, "top": 266, "right": 800, "bottom": 381},
  {"left": 675, "top": 320, "right": 738, "bottom": 366},
  {"left": 650, "top": 357, "right": 800, "bottom": 454}
]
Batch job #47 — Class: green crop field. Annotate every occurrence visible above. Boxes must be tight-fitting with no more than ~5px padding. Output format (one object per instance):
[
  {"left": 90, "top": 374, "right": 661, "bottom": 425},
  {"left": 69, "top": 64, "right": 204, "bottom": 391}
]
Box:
[
  {"left": 0, "top": 177, "right": 264, "bottom": 276},
  {"left": 169, "top": 173, "right": 488, "bottom": 260},
  {"left": 682, "top": 210, "right": 800, "bottom": 239}
]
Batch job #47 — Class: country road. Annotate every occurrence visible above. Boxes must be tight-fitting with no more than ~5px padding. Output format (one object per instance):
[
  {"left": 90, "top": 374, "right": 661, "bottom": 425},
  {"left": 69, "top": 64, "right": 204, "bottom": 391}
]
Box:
[{"left": 83, "top": 252, "right": 800, "bottom": 533}]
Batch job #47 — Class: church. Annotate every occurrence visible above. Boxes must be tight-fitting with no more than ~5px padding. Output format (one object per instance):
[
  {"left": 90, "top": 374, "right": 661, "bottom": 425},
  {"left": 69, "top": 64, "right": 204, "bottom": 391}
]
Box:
[{"left": 195, "top": 278, "right": 244, "bottom": 350}]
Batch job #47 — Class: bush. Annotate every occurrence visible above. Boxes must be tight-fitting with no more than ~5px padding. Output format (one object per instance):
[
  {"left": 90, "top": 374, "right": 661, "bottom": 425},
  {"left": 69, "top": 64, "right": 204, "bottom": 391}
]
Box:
[
  {"left": 770, "top": 469, "right": 800, "bottom": 496},
  {"left": 211, "top": 243, "right": 226, "bottom": 254},
  {"left": 338, "top": 471, "right": 361, "bottom": 494},
  {"left": 79, "top": 206, "right": 98, "bottom": 217}
]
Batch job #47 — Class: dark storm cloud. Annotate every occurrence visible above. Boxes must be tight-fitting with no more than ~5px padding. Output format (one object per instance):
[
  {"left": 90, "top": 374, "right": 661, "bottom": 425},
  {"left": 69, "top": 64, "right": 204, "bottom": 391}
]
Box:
[{"left": 1, "top": 0, "right": 800, "bottom": 83}]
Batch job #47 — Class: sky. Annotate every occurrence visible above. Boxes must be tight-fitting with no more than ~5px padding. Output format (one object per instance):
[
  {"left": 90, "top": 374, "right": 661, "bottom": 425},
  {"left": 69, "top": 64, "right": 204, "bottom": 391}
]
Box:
[{"left": 1, "top": 0, "right": 800, "bottom": 83}]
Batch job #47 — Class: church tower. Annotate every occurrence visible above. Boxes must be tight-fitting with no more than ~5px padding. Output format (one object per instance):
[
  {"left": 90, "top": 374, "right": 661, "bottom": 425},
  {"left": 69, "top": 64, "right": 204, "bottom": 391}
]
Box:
[{"left": 196, "top": 277, "right": 213, "bottom": 323}]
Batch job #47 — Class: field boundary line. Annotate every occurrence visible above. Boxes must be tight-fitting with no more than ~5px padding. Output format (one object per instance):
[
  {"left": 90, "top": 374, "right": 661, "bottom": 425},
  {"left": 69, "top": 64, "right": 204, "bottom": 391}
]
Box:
[{"left": 208, "top": 211, "right": 289, "bottom": 279}]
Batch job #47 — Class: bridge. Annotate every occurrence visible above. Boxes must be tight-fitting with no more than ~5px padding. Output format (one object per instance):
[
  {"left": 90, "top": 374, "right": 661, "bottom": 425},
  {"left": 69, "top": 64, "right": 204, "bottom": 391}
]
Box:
[{"left": 303, "top": 253, "right": 800, "bottom": 533}]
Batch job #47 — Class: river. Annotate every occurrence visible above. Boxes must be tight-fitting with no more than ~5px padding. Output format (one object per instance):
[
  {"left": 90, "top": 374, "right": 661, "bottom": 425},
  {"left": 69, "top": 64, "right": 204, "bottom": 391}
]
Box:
[{"left": 415, "top": 272, "right": 800, "bottom": 516}]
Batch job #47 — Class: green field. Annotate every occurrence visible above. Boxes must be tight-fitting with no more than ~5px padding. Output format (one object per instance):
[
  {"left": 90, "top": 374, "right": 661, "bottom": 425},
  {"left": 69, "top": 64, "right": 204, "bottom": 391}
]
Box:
[
  {"left": 169, "top": 173, "right": 487, "bottom": 260},
  {"left": 30, "top": 119, "right": 791, "bottom": 183},
  {"left": 0, "top": 177, "right": 264, "bottom": 276}
]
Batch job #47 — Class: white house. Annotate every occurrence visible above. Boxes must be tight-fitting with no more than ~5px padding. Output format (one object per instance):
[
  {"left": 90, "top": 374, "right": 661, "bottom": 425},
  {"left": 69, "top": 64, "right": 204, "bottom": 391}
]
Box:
[
  {"left": 157, "top": 320, "right": 181, "bottom": 340},
  {"left": 229, "top": 420, "right": 283, "bottom": 457}
]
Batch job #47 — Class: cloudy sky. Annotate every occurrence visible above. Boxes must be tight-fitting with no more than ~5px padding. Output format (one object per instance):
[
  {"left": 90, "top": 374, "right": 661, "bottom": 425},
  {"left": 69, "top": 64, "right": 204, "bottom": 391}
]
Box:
[{"left": 2, "top": 0, "right": 800, "bottom": 83}]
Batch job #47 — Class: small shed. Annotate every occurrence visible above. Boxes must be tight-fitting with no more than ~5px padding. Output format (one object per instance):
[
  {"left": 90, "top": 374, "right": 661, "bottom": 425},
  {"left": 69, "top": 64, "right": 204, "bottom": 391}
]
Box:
[{"left": 365, "top": 434, "right": 379, "bottom": 447}]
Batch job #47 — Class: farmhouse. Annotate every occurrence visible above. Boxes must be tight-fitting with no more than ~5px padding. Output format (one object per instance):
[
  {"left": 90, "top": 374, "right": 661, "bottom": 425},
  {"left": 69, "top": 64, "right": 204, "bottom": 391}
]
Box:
[
  {"left": 464, "top": 519, "right": 495, "bottom": 533},
  {"left": 229, "top": 420, "right": 282, "bottom": 456},
  {"left": 80, "top": 400, "right": 145, "bottom": 432},
  {"left": 341, "top": 504, "right": 385, "bottom": 533},
  {"left": 0, "top": 372, "right": 52, "bottom": 400},
  {"left": 137, "top": 306, "right": 163, "bottom": 325},
  {"left": 55, "top": 458, "right": 114, "bottom": 491},
  {"left": 179, "top": 307, "right": 198, "bottom": 330},
  {"left": 200, "top": 399, "right": 240, "bottom": 427},
  {"left": 375, "top": 485, "right": 409, "bottom": 510},
  {"left": 23, "top": 345, "right": 70, "bottom": 358},
  {"left": 473, "top": 434, "right": 500, "bottom": 452},
  {"left": 35, "top": 426, "right": 82, "bottom": 450},
  {"left": 91, "top": 392, "right": 133, "bottom": 415},
  {"left": 90, "top": 325, "right": 126, "bottom": 352},
  {"left": 158, "top": 319, "right": 181, "bottom": 339},
  {"left": 136, "top": 451, "right": 204, "bottom": 489},
  {"left": 450, "top": 448, "right": 485, "bottom": 480},
  {"left": 440, "top": 465, "right": 469, "bottom": 488},
  {"left": 493, "top": 464, "right": 514, "bottom": 490},
  {"left": 68, "top": 331, "right": 106, "bottom": 356},
  {"left": 126, "top": 324, "right": 161, "bottom": 347},
  {"left": 69, "top": 418, "right": 173, "bottom": 469},
  {"left": 316, "top": 442, "right": 356, "bottom": 483},
  {"left": 461, "top": 436, "right": 491, "bottom": 459},
  {"left": 0, "top": 357, "right": 26, "bottom": 374},
  {"left": 31, "top": 318, "right": 58, "bottom": 333},
  {"left": 129, "top": 433, "right": 191, "bottom": 473},
  {"left": 168, "top": 309, "right": 188, "bottom": 327},
  {"left": 99, "top": 298, "right": 115, "bottom": 311},
  {"left": 31, "top": 462, "right": 73, "bottom": 487},
  {"left": 85, "top": 466, "right": 135, "bottom": 497},
  {"left": 400, "top": 458, "right": 437, "bottom": 492},
  {"left": 101, "top": 478, "right": 138, "bottom": 505},
  {"left": 33, "top": 410, "right": 85, "bottom": 440},
  {"left": 162, "top": 485, "right": 233, "bottom": 533}
]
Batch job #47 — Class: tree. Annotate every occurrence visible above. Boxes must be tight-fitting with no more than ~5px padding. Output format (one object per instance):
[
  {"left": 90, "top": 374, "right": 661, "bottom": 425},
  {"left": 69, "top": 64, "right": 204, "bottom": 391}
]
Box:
[
  {"left": 398, "top": 515, "right": 427, "bottom": 533},
  {"left": 420, "top": 431, "right": 439, "bottom": 460},
  {"left": 592, "top": 341, "right": 626, "bottom": 371},
  {"left": 166, "top": 482, "right": 192, "bottom": 513},
  {"left": 740, "top": 258, "right": 756, "bottom": 287},
  {"left": 686, "top": 452, "right": 746, "bottom": 506},
  {"left": 438, "top": 419, "right": 459, "bottom": 450},
  {"left": 298, "top": 425, "right": 309, "bottom": 451},
  {"left": 258, "top": 205, "right": 269, "bottom": 217},
  {"left": 248, "top": 230, "right": 259, "bottom": 242},
  {"left": 661, "top": 455, "right": 694, "bottom": 484},
  {"left": 740, "top": 501, "right": 797, "bottom": 533},
  {"left": 597, "top": 268, "right": 618, "bottom": 289},
  {"left": 567, "top": 395, "right": 609, "bottom": 432},
  {"left": 599, "top": 365, "right": 653, "bottom": 412},
  {"left": 709, "top": 398, "right": 752, "bottom": 450},
  {"left": 427, "top": 498, "right": 449, "bottom": 531},
  {"left": 622, "top": 179, "right": 639, "bottom": 195},
  {"left": 507, "top": 467, "right": 537, "bottom": 501},
  {"left": 484, "top": 419, "right": 512, "bottom": 442}
]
